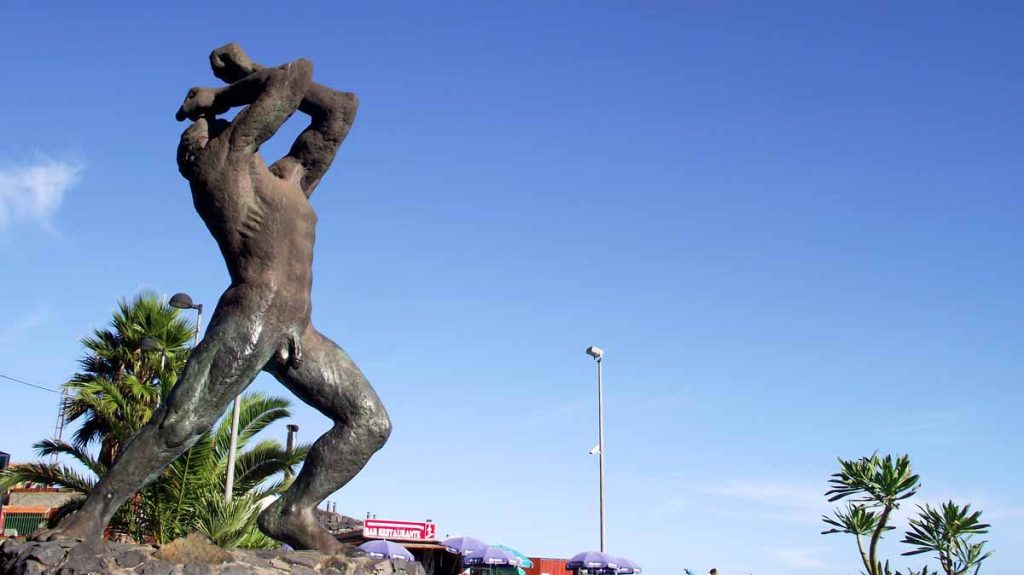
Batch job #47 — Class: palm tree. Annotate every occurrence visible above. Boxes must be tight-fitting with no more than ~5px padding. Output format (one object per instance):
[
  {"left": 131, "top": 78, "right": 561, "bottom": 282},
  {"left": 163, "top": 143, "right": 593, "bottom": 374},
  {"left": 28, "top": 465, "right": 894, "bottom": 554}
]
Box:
[
  {"left": 63, "top": 293, "right": 194, "bottom": 466},
  {"left": 0, "top": 391, "right": 307, "bottom": 547}
]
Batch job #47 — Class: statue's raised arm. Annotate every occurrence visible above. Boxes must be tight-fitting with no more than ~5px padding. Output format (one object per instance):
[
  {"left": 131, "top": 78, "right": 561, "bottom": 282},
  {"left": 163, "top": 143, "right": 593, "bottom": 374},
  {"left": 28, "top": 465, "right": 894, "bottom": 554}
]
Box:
[{"left": 209, "top": 43, "right": 359, "bottom": 197}]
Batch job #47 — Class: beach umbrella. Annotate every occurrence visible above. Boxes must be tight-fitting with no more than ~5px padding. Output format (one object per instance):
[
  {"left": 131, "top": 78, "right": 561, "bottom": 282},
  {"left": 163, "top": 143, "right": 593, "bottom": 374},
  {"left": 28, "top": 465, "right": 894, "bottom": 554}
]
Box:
[
  {"left": 566, "top": 551, "right": 619, "bottom": 571},
  {"left": 494, "top": 545, "right": 533, "bottom": 568},
  {"left": 443, "top": 536, "right": 490, "bottom": 556},
  {"left": 615, "top": 558, "right": 641, "bottom": 574},
  {"left": 358, "top": 540, "right": 415, "bottom": 561},
  {"left": 464, "top": 546, "right": 523, "bottom": 567}
]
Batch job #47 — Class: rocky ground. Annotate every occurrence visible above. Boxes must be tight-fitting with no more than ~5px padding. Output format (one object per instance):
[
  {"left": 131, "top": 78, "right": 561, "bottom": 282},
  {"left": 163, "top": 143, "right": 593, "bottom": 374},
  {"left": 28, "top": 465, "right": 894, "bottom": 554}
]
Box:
[{"left": 0, "top": 534, "right": 427, "bottom": 575}]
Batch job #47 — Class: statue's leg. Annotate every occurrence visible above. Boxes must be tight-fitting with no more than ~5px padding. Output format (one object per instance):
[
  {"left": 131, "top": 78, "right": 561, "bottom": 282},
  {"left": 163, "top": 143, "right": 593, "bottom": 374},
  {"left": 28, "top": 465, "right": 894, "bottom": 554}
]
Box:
[
  {"left": 32, "top": 309, "right": 276, "bottom": 542},
  {"left": 259, "top": 325, "right": 391, "bottom": 553}
]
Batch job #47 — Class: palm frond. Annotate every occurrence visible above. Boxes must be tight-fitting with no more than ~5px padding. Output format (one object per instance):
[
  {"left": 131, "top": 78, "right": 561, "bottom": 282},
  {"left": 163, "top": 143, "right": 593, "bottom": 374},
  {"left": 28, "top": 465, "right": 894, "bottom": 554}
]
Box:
[
  {"left": 33, "top": 438, "right": 106, "bottom": 477},
  {"left": 231, "top": 440, "right": 308, "bottom": 495},
  {"left": 0, "top": 462, "right": 96, "bottom": 493},
  {"left": 46, "top": 496, "right": 86, "bottom": 528},
  {"left": 213, "top": 392, "right": 292, "bottom": 457},
  {"left": 191, "top": 493, "right": 276, "bottom": 549}
]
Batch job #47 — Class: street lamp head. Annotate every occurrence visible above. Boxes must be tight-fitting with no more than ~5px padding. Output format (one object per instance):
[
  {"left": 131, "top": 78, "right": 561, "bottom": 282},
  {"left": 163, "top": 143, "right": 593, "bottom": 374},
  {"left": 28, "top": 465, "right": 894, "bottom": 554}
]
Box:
[
  {"left": 139, "top": 336, "right": 161, "bottom": 351},
  {"left": 586, "top": 346, "right": 604, "bottom": 360},
  {"left": 169, "top": 292, "right": 196, "bottom": 310}
]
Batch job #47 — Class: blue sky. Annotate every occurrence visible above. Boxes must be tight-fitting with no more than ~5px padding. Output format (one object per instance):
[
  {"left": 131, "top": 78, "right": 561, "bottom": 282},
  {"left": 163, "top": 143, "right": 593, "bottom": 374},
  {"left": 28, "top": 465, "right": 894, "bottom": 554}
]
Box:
[{"left": 2, "top": 1, "right": 1023, "bottom": 574}]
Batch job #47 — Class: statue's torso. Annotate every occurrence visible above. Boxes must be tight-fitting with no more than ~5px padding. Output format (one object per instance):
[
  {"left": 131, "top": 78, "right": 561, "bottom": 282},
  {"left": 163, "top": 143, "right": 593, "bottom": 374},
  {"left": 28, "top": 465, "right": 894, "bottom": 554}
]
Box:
[{"left": 188, "top": 143, "right": 316, "bottom": 323}]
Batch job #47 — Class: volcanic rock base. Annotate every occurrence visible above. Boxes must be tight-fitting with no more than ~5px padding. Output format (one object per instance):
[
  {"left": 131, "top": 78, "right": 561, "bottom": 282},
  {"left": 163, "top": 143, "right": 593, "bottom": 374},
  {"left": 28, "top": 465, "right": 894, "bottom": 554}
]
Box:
[{"left": 0, "top": 535, "right": 427, "bottom": 575}]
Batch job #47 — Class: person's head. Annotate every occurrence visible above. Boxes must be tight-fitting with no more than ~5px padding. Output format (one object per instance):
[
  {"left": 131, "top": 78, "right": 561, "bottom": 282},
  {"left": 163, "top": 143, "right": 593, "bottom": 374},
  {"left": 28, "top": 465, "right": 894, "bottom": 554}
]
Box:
[{"left": 710, "top": 569, "right": 717, "bottom": 575}]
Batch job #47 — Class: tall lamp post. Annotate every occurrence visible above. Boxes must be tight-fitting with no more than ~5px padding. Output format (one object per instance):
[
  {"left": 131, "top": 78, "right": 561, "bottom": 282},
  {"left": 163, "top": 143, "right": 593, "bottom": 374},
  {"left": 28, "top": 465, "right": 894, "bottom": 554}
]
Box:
[{"left": 585, "top": 345, "right": 606, "bottom": 552}]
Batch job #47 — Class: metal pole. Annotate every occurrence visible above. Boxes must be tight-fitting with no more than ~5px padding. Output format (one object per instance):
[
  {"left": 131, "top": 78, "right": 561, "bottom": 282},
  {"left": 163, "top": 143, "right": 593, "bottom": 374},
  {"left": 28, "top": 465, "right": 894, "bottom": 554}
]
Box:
[
  {"left": 155, "top": 351, "right": 167, "bottom": 408},
  {"left": 597, "top": 356, "right": 606, "bottom": 552},
  {"left": 285, "top": 424, "right": 298, "bottom": 481},
  {"left": 194, "top": 305, "right": 203, "bottom": 347},
  {"left": 224, "top": 394, "right": 241, "bottom": 501}
]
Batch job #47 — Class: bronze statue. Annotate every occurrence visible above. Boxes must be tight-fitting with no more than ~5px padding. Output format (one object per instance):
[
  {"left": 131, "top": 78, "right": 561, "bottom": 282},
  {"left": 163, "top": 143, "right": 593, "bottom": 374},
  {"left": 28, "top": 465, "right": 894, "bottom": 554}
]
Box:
[{"left": 33, "top": 44, "right": 391, "bottom": 553}]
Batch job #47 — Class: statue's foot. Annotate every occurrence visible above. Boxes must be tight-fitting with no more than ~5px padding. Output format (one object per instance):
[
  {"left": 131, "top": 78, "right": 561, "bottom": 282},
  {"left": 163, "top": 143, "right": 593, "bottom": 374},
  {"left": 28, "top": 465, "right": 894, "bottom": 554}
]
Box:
[
  {"left": 29, "top": 511, "right": 102, "bottom": 543},
  {"left": 258, "top": 499, "right": 345, "bottom": 555}
]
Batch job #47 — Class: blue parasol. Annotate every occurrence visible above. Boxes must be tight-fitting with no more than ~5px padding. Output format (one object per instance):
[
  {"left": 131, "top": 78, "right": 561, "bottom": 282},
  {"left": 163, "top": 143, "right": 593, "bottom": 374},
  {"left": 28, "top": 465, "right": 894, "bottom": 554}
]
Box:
[{"left": 493, "top": 545, "right": 533, "bottom": 569}]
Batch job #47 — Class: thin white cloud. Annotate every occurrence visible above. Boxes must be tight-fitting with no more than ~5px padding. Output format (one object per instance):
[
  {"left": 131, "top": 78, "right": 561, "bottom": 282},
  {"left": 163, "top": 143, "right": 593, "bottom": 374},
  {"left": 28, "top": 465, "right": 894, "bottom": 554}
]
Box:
[
  {"left": 669, "top": 479, "right": 834, "bottom": 526},
  {"left": 771, "top": 547, "right": 829, "bottom": 569},
  {"left": 694, "top": 479, "right": 825, "bottom": 511},
  {"left": 0, "top": 306, "right": 51, "bottom": 343},
  {"left": 881, "top": 411, "right": 965, "bottom": 435},
  {"left": 988, "top": 506, "right": 1024, "bottom": 520},
  {"left": 0, "top": 157, "right": 81, "bottom": 231}
]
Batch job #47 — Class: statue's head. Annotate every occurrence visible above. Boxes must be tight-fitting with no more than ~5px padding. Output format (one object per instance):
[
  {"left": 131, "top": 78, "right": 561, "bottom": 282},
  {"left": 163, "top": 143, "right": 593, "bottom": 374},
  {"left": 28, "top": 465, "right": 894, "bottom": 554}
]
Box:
[{"left": 177, "top": 118, "right": 229, "bottom": 179}]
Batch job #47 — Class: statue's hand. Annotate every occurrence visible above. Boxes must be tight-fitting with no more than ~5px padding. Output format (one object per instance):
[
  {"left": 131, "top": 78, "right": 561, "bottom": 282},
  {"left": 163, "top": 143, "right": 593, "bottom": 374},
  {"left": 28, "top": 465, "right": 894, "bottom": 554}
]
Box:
[
  {"left": 210, "top": 43, "right": 257, "bottom": 83},
  {"left": 175, "top": 87, "right": 219, "bottom": 122}
]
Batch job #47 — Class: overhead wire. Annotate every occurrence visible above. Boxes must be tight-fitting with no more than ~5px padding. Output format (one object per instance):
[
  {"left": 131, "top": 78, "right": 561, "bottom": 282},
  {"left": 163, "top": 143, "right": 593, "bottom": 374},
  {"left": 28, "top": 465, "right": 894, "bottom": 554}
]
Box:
[{"left": 0, "top": 371, "right": 61, "bottom": 394}]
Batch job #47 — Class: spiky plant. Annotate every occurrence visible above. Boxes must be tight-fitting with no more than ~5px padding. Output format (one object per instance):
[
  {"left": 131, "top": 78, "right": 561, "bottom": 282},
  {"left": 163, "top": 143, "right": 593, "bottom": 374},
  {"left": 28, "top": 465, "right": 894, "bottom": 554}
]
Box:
[
  {"left": 902, "top": 501, "right": 992, "bottom": 575},
  {"left": 822, "top": 453, "right": 920, "bottom": 575},
  {"left": 192, "top": 493, "right": 277, "bottom": 549}
]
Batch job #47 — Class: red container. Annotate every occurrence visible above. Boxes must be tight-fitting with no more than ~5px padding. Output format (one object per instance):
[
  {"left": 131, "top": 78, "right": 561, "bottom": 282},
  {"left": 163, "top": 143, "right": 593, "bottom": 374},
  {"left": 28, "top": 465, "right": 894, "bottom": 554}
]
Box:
[{"left": 525, "top": 558, "right": 570, "bottom": 575}]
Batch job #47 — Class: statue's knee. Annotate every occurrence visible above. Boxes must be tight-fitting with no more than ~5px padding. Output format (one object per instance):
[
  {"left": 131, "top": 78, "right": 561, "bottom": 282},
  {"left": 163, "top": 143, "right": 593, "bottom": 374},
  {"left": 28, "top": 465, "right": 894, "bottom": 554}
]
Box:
[{"left": 348, "top": 402, "right": 390, "bottom": 450}]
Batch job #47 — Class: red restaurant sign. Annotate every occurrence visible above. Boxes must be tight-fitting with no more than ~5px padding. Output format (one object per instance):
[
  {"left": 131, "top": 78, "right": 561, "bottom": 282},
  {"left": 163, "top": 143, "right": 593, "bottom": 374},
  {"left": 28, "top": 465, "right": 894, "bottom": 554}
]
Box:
[{"left": 363, "top": 519, "right": 436, "bottom": 541}]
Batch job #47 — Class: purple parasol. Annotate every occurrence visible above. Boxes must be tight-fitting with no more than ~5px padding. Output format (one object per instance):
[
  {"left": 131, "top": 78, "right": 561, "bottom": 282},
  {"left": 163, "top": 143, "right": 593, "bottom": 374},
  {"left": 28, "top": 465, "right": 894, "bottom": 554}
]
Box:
[
  {"left": 615, "top": 557, "right": 641, "bottom": 574},
  {"left": 358, "top": 540, "right": 415, "bottom": 561},
  {"left": 565, "top": 551, "right": 620, "bottom": 571},
  {"left": 442, "top": 536, "right": 490, "bottom": 556}
]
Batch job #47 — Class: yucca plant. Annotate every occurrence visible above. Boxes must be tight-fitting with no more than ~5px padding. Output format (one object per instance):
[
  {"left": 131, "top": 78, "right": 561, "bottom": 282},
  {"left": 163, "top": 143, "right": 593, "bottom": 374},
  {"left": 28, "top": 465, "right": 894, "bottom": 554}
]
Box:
[
  {"left": 902, "top": 501, "right": 992, "bottom": 575},
  {"left": 822, "top": 453, "right": 920, "bottom": 575},
  {"left": 192, "top": 493, "right": 277, "bottom": 549}
]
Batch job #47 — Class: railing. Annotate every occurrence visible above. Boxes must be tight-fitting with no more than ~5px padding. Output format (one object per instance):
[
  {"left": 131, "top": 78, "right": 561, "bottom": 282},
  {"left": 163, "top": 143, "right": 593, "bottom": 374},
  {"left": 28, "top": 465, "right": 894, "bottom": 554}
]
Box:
[{"left": 2, "top": 512, "right": 47, "bottom": 536}]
